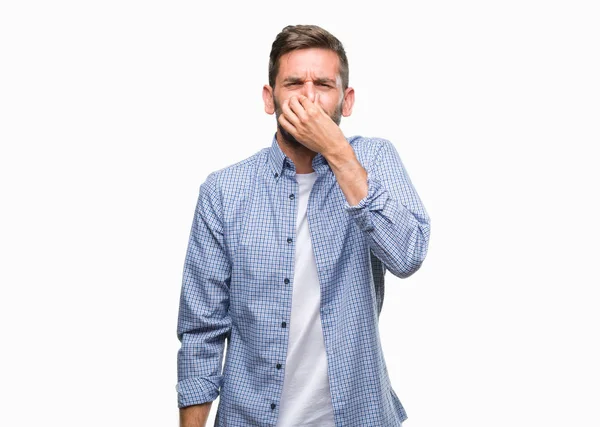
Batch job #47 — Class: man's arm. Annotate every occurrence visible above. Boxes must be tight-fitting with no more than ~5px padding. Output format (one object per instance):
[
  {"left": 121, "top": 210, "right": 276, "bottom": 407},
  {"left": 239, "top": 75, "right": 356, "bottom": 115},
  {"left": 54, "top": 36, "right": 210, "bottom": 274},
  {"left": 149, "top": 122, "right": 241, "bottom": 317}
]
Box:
[
  {"left": 176, "top": 172, "right": 231, "bottom": 421},
  {"left": 327, "top": 138, "right": 431, "bottom": 278},
  {"left": 325, "top": 143, "right": 368, "bottom": 206},
  {"left": 275, "top": 95, "right": 430, "bottom": 277},
  {"left": 179, "top": 402, "right": 212, "bottom": 427}
]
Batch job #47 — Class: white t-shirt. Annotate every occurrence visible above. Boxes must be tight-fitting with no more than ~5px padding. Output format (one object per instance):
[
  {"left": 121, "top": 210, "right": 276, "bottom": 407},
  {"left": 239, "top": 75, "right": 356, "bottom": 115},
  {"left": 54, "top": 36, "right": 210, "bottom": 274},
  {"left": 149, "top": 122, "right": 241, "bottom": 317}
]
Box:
[{"left": 275, "top": 171, "right": 336, "bottom": 427}]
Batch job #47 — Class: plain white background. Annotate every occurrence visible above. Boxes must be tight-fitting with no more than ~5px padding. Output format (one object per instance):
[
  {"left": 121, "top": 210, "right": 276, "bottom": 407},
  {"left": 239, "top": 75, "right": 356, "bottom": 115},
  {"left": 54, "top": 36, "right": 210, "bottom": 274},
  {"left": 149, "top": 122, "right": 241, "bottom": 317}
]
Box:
[{"left": 1, "top": 1, "right": 599, "bottom": 426}]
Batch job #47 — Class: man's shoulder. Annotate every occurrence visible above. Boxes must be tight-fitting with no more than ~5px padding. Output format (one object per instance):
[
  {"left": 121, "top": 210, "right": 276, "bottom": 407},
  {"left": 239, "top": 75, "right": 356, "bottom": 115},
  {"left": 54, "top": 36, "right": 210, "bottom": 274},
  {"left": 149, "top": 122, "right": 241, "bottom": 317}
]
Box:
[
  {"left": 201, "top": 146, "right": 267, "bottom": 194},
  {"left": 348, "top": 134, "right": 392, "bottom": 150},
  {"left": 347, "top": 135, "right": 392, "bottom": 163}
]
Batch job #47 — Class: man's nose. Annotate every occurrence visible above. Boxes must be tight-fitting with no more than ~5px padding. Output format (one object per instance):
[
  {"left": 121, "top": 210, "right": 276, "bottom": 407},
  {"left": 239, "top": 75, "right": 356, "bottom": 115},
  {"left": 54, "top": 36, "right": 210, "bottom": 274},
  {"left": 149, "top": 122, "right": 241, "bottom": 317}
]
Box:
[{"left": 302, "top": 83, "right": 315, "bottom": 102}]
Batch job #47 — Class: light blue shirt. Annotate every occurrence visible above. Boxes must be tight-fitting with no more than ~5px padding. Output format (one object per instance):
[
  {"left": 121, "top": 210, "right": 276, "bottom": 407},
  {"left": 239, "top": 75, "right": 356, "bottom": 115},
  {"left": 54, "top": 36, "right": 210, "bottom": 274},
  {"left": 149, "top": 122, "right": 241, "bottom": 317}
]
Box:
[{"left": 176, "top": 133, "right": 431, "bottom": 426}]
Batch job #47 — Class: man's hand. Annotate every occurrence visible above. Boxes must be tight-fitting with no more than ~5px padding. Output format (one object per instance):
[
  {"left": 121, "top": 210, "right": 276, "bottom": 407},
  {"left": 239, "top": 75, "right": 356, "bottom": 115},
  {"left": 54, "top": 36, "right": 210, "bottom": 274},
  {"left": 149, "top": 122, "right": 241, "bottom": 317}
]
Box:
[{"left": 278, "top": 93, "right": 347, "bottom": 156}]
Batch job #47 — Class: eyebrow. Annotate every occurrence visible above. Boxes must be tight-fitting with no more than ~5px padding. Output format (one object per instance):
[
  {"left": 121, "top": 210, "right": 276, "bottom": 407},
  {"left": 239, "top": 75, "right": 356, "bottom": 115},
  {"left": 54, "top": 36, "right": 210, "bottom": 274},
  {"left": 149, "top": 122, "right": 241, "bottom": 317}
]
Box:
[{"left": 282, "top": 76, "right": 337, "bottom": 86}]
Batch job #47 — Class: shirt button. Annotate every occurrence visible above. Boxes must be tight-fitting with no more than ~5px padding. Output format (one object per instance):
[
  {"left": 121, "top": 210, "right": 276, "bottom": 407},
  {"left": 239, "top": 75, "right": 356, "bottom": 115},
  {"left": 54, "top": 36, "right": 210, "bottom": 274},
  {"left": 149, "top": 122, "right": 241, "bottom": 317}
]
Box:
[
  {"left": 274, "top": 172, "right": 279, "bottom": 178},
  {"left": 276, "top": 363, "right": 282, "bottom": 369},
  {"left": 281, "top": 321, "right": 286, "bottom": 328},
  {"left": 287, "top": 237, "right": 292, "bottom": 244},
  {"left": 289, "top": 194, "right": 294, "bottom": 200},
  {"left": 284, "top": 278, "right": 289, "bottom": 284},
  {"left": 271, "top": 403, "right": 276, "bottom": 410}
]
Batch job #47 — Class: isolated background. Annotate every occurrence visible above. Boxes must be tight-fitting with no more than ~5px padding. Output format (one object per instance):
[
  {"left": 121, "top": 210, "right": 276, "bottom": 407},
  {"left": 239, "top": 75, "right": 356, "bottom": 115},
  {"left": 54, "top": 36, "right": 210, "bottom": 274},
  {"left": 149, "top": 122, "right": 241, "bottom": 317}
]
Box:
[{"left": 1, "top": 1, "right": 599, "bottom": 426}]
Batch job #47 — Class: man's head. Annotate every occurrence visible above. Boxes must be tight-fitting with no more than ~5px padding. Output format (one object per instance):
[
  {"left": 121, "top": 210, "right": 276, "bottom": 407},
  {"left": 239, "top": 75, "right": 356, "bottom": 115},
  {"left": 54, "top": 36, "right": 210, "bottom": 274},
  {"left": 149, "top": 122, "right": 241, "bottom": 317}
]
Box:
[{"left": 262, "top": 25, "right": 355, "bottom": 150}]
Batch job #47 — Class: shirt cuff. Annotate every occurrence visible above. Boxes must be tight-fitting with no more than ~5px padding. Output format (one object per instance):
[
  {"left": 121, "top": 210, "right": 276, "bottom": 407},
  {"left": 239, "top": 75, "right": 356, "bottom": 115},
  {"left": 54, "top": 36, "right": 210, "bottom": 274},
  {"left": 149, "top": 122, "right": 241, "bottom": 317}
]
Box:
[
  {"left": 176, "top": 377, "right": 220, "bottom": 408},
  {"left": 343, "top": 172, "right": 388, "bottom": 232}
]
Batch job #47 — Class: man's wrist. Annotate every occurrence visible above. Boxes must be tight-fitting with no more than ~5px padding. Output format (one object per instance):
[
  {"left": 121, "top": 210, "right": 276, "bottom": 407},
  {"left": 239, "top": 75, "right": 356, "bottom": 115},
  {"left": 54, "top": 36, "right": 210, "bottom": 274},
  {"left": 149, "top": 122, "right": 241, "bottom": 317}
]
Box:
[{"left": 323, "top": 140, "right": 356, "bottom": 171}]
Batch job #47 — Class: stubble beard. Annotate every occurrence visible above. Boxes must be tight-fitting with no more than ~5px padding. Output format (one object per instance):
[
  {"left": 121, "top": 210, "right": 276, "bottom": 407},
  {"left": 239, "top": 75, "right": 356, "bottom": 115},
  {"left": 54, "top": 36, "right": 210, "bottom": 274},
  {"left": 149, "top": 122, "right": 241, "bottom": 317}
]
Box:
[{"left": 273, "top": 95, "right": 343, "bottom": 152}]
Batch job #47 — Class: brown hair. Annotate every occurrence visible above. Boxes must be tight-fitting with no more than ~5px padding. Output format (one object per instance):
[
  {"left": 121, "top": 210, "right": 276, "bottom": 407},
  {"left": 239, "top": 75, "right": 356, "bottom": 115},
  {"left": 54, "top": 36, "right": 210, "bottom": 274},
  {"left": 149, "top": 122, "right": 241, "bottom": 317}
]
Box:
[{"left": 268, "top": 25, "right": 349, "bottom": 90}]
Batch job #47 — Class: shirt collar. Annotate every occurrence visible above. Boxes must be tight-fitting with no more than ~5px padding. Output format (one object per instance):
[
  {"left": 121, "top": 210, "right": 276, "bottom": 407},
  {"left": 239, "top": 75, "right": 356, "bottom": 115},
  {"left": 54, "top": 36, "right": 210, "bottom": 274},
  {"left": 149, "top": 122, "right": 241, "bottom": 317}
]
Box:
[{"left": 268, "top": 132, "right": 330, "bottom": 178}]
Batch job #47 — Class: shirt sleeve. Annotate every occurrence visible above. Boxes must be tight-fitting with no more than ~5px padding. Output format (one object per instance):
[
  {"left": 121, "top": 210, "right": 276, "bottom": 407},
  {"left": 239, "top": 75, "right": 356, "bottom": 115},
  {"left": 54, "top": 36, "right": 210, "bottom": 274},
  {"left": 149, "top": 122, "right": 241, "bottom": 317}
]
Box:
[
  {"left": 343, "top": 139, "right": 431, "bottom": 278},
  {"left": 176, "top": 172, "right": 232, "bottom": 408}
]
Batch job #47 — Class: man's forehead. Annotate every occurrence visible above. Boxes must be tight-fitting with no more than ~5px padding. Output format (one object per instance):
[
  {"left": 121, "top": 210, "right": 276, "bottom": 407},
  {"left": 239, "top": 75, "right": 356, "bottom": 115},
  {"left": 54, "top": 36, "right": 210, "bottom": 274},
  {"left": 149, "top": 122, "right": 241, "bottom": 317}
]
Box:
[{"left": 277, "top": 48, "right": 340, "bottom": 80}]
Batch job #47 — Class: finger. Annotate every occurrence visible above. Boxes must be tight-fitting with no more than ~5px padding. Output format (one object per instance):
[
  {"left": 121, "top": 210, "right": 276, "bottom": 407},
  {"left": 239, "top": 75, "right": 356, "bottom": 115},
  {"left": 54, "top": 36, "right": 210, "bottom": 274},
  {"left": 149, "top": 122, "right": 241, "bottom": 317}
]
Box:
[
  {"left": 278, "top": 112, "right": 297, "bottom": 135},
  {"left": 281, "top": 98, "right": 300, "bottom": 125},
  {"left": 314, "top": 92, "right": 326, "bottom": 113},
  {"left": 289, "top": 96, "right": 309, "bottom": 122},
  {"left": 298, "top": 94, "right": 319, "bottom": 117}
]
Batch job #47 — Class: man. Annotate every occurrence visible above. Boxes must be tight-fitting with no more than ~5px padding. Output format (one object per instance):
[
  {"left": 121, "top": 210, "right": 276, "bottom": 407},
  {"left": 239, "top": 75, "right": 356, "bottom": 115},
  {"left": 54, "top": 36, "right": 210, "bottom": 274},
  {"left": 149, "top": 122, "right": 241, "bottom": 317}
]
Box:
[{"left": 177, "top": 25, "right": 431, "bottom": 427}]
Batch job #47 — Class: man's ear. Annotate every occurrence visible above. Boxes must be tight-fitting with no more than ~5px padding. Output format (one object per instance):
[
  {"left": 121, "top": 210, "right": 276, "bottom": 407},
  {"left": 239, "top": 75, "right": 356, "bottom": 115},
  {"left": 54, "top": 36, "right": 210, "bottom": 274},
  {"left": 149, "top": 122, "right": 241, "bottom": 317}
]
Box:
[
  {"left": 342, "top": 87, "right": 355, "bottom": 117},
  {"left": 263, "top": 85, "right": 275, "bottom": 115}
]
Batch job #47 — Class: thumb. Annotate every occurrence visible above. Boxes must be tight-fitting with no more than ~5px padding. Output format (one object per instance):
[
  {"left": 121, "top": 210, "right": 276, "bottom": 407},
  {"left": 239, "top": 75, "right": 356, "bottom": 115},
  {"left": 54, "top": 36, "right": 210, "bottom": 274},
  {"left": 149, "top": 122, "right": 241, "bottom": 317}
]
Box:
[{"left": 315, "top": 92, "right": 324, "bottom": 111}]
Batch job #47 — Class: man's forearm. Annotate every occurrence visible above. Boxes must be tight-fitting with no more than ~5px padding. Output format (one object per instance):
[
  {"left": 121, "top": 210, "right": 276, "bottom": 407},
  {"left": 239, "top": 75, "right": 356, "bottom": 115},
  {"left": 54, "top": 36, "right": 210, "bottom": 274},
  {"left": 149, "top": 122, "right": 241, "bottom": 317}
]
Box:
[
  {"left": 324, "top": 143, "right": 368, "bottom": 207},
  {"left": 180, "top": 401, "right": 212, "bottom": 427}
]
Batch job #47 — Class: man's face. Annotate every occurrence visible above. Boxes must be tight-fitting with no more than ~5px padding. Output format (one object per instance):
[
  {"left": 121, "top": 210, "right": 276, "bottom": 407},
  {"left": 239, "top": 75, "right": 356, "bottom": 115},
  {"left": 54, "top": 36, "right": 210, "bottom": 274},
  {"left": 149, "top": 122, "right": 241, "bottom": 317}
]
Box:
[{"left": 268, "top": 48, "right": 348, "bottom": 150}]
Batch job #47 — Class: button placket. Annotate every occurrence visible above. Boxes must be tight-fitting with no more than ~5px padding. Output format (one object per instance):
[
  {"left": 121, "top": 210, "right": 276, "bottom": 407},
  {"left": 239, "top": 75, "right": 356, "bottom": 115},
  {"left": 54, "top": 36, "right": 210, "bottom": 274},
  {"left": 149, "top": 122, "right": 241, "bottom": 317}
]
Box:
[{"left": 275, "top": 175, "right": 293, "bottom": 408}]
